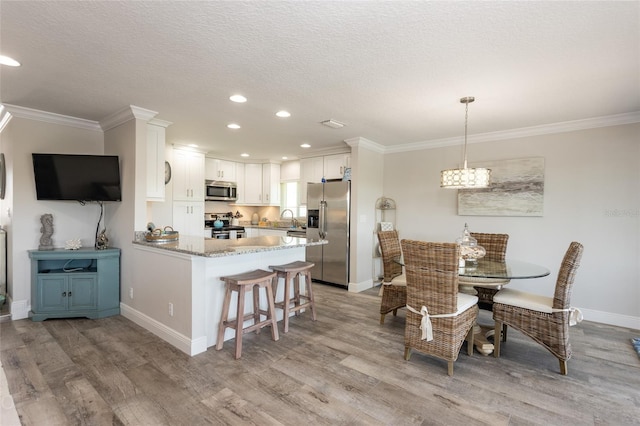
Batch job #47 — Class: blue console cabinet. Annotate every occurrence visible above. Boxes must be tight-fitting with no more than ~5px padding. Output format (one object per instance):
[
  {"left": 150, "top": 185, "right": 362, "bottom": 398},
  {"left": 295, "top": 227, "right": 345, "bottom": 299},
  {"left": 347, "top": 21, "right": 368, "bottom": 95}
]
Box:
[{"left": 28, "top": 248, "right": 120, "bottom": 321}]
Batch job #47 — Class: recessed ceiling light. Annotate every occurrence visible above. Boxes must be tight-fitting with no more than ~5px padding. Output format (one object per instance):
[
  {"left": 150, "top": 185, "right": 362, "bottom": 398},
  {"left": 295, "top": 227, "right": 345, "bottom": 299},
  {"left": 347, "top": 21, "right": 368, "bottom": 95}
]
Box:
[
  {"left": 0, "top": 55, "right": 20, "bottom": 67},
  {"left": 300, "top": 143, "right": 311, "bottom": 148},
  {"left": 240, "top": 153, "right": 250, "bottom": 157},
  {"left": 276, "top": 110, "right": 291, "bottom": 118},
  {"left": 188, "top": 144, "right": 198, "bottom": 148},
  {"left": 229, "top": 95, "right": 247, "bottom": 103},
  {"left": 282, "top": 156, "right": 288, "bottom": 160},
  {"left": 227, "top": 123, "right": 241, "bottom": 129}
]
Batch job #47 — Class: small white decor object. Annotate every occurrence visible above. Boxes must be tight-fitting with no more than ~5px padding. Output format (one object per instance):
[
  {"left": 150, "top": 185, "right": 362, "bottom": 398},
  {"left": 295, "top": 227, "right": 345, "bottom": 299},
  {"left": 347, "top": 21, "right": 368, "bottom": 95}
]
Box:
[
  {"left": 65, "top": 238, "right": 82, "bottom": 250},
  {"left": 379, "top": 222, "right": 394, "bottom": 231}
]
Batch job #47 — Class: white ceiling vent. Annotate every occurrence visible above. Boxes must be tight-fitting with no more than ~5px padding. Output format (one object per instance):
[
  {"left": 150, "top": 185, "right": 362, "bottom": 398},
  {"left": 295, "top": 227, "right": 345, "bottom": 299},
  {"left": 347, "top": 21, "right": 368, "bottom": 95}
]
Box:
[{"left": 320, "top": 119, "right": 346, "bottom": 129}]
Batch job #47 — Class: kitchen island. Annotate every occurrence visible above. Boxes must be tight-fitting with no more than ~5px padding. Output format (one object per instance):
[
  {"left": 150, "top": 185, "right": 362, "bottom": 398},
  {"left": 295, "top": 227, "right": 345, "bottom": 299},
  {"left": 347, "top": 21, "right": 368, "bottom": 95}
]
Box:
[{"left": 128, "top": 235, "right": 326, "bottom": 356}]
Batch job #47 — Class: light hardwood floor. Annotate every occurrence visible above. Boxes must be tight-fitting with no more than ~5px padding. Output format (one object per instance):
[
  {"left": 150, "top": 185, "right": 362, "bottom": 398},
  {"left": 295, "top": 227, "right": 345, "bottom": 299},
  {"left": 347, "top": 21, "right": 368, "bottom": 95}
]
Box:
[{"left": 1, "top": 284, "right": 639, "bottom": 425}]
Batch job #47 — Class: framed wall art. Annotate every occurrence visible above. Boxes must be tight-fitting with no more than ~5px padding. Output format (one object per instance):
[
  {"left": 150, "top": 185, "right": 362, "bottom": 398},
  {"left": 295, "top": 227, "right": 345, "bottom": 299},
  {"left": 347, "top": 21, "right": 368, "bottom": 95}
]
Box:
[{"left": 458, "top": 157, "right": 545, "bottom": 217}]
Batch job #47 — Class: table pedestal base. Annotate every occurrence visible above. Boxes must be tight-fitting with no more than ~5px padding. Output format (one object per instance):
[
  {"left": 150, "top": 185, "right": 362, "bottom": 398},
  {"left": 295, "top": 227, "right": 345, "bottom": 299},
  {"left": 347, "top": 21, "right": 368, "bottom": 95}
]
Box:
[
  {"left": 471, "top": 324, "right": 494, "bottom": 356},
  {"left": 459, "top": 279, "right": 508, "bottom": 356}
]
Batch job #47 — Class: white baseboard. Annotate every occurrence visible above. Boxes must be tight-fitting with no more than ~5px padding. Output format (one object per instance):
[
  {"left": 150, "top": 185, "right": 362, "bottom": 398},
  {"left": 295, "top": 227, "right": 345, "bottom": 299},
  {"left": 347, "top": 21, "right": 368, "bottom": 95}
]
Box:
[
  {"left": 580, "top": 307, "right": 640, "bottom": 330},
  {"left": 120, "top": 303, "right": 207, "bottom": 356},
  {"left": 348, "top": 278, "right": 374, "bottom": 293},
  {"left": 10, "top": 299, "right": 29, "bottom": 320}
]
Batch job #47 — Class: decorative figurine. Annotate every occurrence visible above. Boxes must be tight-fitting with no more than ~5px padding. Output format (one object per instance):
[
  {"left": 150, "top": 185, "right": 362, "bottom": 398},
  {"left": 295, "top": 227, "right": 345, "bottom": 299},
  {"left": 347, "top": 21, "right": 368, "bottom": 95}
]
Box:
[
  {"left": 65, "top": 238, "right": 82, "bottom": 250},
  {"left": 96, "top": 229, "right": 109, "bottom": 250},
  {"left": 39, "top": 213, "right": 54, "bottom": 250}
]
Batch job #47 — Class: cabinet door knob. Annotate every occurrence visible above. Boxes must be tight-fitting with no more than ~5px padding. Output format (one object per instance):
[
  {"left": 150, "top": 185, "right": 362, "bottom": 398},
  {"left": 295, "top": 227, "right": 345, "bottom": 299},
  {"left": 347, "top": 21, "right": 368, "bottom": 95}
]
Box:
[
  {"left": 68, "top": 291, "right": 72, "bottom": 297},
  {"left": 62, "top": 291, "right": 67, "bottom": 297}
]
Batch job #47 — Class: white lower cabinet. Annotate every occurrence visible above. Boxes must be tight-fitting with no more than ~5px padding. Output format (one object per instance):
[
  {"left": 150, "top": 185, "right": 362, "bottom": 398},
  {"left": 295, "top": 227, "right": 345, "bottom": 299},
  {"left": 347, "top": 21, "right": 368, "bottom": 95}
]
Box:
[
  {"left": 173, "top": 201, "right": 205, "bottom": 236},
  {"left": 257, "top": 229, "right": 287, "bottom": 237}
]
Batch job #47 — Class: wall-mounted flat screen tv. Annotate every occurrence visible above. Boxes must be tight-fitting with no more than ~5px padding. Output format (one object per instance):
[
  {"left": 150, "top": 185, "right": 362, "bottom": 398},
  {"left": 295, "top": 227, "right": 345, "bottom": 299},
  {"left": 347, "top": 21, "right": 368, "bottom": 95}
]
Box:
[{"left": 32, "top": 153, "right": 122, "bottom": 201}]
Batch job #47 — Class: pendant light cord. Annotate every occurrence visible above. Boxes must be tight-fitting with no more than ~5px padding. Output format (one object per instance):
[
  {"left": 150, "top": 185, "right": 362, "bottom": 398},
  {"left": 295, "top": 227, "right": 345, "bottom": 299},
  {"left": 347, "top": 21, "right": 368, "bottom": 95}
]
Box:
[{"left": 461, "top": 97, "right": 473, "bottom": 169}]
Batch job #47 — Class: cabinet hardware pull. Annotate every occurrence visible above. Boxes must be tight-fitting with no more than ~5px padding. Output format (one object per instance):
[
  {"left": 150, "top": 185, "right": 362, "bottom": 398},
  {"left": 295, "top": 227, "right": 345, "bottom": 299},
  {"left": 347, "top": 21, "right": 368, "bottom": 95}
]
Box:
[
  {"left": 62, "top": 291, "right": 67, "bottom": 297},
  {"left": 68, "top": 291, "right": 72, "bottom": 297}
]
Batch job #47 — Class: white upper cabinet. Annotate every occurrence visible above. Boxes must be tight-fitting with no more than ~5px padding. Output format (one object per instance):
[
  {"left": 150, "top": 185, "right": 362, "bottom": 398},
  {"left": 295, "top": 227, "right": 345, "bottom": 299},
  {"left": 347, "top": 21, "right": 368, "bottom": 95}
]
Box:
[
  {"left": 235, "top": 163, "right": 245, "bottom": 204},
  {"left": 235, "top": 163, "right": 281, "bottom": 206},
  {"left": 146, "top": 120, "right": 171, "bottom": 201},
  {"left": 173, "top": 148, "right": 205, "bottom": 201},
  {"left": 205, "top": 158, "right": 236, "bottom": 182},
  {"left": 262, "top": 163, "right": 280, "bottom": 206},
  {"left": 323, "top": 153, "right": 351, "bottom": 180},
  {"left": 243, "top": 163, "right": 263, "bottom": 205},
  {"left": 280, "top": 160, "right": 300, "bottom": 181},
  {"left": 300, "top": 157, "right": 324, "bottom": 205}
]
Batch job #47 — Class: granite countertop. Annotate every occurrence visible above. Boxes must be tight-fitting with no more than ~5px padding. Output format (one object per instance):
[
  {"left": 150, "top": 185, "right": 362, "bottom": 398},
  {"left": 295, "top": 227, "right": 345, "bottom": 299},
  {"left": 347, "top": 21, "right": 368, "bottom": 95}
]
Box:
[{"left": 133, "top": 234, "right": 325, "bottom": 258}]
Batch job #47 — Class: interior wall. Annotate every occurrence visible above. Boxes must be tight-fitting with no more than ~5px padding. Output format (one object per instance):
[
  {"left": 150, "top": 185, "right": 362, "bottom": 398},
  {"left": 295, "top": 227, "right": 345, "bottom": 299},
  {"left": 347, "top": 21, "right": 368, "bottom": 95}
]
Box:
[
  {"left": 3, "top": 117, "right": 104, "bottom": 319},
  {"left": 349, "top": 141, "right": 384, "bottom": 290},
  {"left": 383, "top": 122, "right": 640, "bottom": 328}
]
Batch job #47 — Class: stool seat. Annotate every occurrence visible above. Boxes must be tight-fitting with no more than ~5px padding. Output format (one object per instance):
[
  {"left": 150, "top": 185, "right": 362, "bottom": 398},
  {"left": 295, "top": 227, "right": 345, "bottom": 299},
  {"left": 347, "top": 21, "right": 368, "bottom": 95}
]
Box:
[
  {"left": 216, "top": 269, "right": 279, "bottom": 359},
  {"left": 269, "top": 261, "right": 316, "bottom": 333}
]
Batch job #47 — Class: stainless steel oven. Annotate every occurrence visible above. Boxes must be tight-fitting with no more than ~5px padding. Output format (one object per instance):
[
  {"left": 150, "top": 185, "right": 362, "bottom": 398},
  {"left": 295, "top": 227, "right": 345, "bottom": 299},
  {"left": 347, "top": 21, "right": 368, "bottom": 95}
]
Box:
[
  {"left": 204, "top": 213, "right": 245, "bottom": 239},
  {"left": 210, "top": 228, "right": 245, "bottom": 239}
]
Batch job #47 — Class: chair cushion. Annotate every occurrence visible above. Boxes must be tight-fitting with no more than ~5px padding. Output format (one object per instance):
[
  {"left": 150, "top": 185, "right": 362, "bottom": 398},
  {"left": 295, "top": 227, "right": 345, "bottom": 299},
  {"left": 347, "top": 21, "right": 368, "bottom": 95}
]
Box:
[
  {"left": 457, "top": 292, "right": 479, "bottom": 314},
  {"left": 493, "top": 288, "right": 553, "bottom": 313},
  {"left": 390, "top": 273, "right": 407, "bottom": 286}
]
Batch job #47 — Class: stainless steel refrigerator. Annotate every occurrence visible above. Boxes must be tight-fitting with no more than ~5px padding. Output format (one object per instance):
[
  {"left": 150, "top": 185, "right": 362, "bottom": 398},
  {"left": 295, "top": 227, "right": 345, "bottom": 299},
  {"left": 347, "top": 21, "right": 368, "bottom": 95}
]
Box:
[{"left": 306, "top": 181, "right": 350, "bottom": 287}]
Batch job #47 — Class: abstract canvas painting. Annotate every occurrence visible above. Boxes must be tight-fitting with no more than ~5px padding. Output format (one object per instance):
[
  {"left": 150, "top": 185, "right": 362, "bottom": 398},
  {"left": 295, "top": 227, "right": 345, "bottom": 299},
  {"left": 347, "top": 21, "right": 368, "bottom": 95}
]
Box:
[{"left": 458, "top": 157, "right": 545, "bottom": 216}]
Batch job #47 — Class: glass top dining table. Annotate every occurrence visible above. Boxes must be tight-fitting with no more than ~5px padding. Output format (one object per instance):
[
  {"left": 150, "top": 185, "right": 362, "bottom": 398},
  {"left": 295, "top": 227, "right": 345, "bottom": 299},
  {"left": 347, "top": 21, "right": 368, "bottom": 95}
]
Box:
[{"left": 393, "top": 256, "right": 551, "bottom": 280}]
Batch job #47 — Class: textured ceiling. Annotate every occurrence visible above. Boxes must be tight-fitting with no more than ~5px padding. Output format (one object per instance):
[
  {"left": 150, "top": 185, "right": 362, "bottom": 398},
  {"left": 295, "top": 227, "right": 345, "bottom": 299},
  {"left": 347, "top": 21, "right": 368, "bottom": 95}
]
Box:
[{"left": 1, "top": 1, "right": 638, "bottom": 162}]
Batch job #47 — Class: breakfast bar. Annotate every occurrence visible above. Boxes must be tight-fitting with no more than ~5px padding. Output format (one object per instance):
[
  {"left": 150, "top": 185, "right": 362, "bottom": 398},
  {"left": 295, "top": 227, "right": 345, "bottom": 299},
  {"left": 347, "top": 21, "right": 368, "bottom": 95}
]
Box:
[{"left": 128, "top": 235, "right": 326, "bottom": 356}]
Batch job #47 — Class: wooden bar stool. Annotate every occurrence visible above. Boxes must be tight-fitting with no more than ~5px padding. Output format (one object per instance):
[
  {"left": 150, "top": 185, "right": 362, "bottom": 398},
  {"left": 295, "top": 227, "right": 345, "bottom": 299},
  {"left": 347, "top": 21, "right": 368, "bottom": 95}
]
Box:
[
  {"left": 216, "top": 269, "right": 279, "bottom": 359},
  {"left": 269, "top": 261, "right": 316, "bottom": 333}
]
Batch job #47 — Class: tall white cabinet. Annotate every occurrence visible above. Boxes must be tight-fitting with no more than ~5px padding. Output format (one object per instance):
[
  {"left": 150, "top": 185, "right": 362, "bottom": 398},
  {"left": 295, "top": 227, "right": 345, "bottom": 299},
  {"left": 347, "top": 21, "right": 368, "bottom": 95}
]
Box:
[
  {"left": 172, "top": 148, "right": 205, "bottom": 236},
  {"left": 173, "top": 148, "right": 204, "bottom": 201},
  {"left": 146, "top": 119, "right": 172, "bottom": 201}
]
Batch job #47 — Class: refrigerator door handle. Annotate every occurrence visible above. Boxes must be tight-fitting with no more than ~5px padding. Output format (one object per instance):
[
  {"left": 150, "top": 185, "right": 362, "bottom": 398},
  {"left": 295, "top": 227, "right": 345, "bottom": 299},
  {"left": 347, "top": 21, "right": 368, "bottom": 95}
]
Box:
[{"left": 319, "top": 200, "right": 327, "bottom": 239}]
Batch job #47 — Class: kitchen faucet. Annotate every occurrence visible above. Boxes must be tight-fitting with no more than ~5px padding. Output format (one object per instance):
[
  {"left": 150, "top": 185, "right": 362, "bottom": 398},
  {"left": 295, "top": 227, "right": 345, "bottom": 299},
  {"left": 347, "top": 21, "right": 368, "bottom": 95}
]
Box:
[{"left": 280, "top": 209, "right": 299, "bottom": 228}]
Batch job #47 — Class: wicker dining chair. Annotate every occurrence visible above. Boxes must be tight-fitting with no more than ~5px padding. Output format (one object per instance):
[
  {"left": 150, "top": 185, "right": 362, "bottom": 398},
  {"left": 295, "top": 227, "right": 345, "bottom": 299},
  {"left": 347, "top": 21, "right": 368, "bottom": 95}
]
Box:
[
  {"left": 401, "top": 240, "right": 478, "bottom": 376},
  {"left": 377, "top": 230, "right": 407, "bottom": 324},
  {"left": 492, "top": 242, "right": 584, "bottom": 375},
  {"left": 469, "top": 232, "right": 509, "bottom": 310}
]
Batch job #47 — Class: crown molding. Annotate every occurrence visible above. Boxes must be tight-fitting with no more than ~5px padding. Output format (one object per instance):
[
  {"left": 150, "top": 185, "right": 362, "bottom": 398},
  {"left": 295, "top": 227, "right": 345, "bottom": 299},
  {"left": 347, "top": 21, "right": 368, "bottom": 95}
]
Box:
[
  {"left": 100, "top": 105, "right": 158, "bottom": 131},
  {"left": 345, "top": 136, "right": 385, "bottom": 154},
  {"left": 0, "top": 106, "right": 12, "bottom": 133},
  {"left": 298, "top": 142, "right": 351, "bottom": 159},
  {"left": 148, "top": 118, "right": 173, "bottom": 128},
  {"left": 1, "top": 103, "right": 102, "bottom": 131},
  {"left": 384, "top": 111, "right": 640, "bottom": 154}
]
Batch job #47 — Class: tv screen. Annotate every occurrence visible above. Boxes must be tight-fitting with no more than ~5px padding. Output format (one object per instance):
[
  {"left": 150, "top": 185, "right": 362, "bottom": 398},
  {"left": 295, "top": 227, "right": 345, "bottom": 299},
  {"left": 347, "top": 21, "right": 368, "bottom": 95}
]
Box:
[{"left": 32, "top": 153, "right": 122, "bottom": 201}]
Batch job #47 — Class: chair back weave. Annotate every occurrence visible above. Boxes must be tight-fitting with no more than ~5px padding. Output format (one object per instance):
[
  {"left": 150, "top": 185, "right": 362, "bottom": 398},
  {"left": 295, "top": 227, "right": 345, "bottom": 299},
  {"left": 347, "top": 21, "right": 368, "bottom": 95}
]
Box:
[
  {"left": 470, "top": 232, "right": 509, "bottom": 262},
  {"left": 553, "top": 242, "right": 584, "bottom": 310},
  {"left": 378, "top": 230, "right": 403, "bottom": 282},
  {"left": 401, "top": 240, "right": 459, "bottom": 315}
]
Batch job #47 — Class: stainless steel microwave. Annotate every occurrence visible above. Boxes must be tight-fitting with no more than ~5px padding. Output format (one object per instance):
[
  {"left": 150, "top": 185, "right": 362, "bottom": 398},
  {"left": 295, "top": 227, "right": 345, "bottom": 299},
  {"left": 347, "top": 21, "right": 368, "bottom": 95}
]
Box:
[{"left": 205, "top": 180, "right": 237, "bottom": 201}]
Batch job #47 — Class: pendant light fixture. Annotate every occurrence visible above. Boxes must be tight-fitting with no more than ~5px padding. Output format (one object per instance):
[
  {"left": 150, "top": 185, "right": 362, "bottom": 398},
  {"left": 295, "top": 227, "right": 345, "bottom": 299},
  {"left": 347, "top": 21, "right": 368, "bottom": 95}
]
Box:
[{"left": 440, "top": 97, "right": 491, "bottom": 189}]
